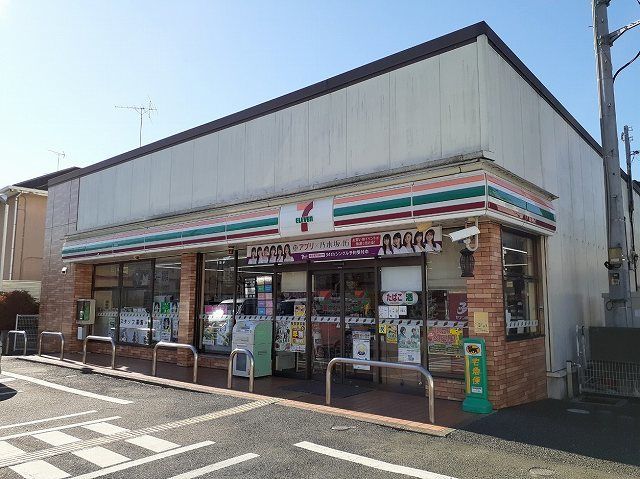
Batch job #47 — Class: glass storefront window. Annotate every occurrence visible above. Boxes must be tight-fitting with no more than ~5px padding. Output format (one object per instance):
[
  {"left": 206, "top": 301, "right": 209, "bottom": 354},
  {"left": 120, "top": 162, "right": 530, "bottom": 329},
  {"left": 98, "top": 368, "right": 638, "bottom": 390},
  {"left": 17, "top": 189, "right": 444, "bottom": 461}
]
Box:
[
  {"left": 379, "top": 265, "right": 425, "bottom": 387},
  {"left": 311, "top": 272, "right": 342, "bottom": 378},
  {"left": 94, "top": 264, "right": 119, "bottom": 288},
  {"left": 201, "top": 254, "right": 236, "bottom": 354},
  {"left": 94, "top": 288, "right": 118, "bottom": 338},
  {"left": 344, "top": 271, "right": 376, "bottom": 382},
  {"left": 119, "top": 261, "right": 153, "bottom": 345},
  {"left": 152, "top": 257, "right": 181, "bottom": 343},
  {"left": 274, "top": 271, "right": 307, "bottom": 375},
  {"left": 425, "top": 234, "right": 468, "bottom": 377},
  {"left": 502, "top": 230, "right": 540, "bottom": 337}
]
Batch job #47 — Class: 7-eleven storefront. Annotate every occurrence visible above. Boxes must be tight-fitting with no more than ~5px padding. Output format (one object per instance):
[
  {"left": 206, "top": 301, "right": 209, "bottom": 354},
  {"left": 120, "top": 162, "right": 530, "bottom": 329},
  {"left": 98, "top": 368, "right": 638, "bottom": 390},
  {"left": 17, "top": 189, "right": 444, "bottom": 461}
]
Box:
[{"left": 59, "top": 162, "right": 555, "bottom": 408}]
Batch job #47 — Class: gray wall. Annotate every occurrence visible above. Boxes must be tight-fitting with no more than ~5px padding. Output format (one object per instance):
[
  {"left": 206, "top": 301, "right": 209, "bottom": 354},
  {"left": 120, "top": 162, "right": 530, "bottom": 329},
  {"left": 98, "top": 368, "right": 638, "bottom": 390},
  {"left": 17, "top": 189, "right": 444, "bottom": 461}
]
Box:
[{"left": 77, "top": 42, "right": 483, "bottom": 231}]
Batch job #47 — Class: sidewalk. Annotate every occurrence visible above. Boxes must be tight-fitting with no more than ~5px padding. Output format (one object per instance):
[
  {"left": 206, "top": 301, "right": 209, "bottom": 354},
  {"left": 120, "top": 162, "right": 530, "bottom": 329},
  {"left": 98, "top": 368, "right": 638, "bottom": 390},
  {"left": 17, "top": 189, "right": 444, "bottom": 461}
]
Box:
[{"left": 18, "top": 351, "right": 479, "bottom": 435}]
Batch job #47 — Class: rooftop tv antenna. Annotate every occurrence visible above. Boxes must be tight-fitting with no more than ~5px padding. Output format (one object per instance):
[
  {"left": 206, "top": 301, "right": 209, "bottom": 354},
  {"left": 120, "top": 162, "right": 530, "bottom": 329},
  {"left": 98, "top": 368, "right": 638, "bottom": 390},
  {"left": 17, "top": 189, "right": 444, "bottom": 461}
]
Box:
[
  {"left": 115, "top": 99, "right": 157, "bottom": 147},
  {"left": 48, "top": 149, "right": 66, "bottom": 171}
]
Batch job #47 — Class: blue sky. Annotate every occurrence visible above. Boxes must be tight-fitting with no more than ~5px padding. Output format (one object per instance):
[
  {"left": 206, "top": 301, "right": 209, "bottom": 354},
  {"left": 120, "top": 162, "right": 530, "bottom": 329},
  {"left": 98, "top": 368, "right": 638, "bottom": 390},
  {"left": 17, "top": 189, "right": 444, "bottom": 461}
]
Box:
[{"left": 1, "top": 0, "right": 639, "bottom": 186}]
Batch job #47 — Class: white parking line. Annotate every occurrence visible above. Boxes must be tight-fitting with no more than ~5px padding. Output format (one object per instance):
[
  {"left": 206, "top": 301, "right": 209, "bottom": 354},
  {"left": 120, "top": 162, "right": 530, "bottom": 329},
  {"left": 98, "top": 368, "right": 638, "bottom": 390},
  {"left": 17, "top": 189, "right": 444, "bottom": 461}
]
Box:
[
  {"left": 126, "top": 434, "right": 179, "bottom": 452},
  {"left": 294, "top": 441, "right": 459, "bottom": 479},
  {"left": 0, "top": 377, "right": 16, "bottom": 382},
  {"left": 82, "top": 422, "right": 129, "bottom": 436},
  {"left": 0, "top": 417, "right": 121, "bottom": 441},
  {"left": 2, "top": 371, "right": 133, "bottom": 405},
  {"left": 32, "top": 431, "right": 81, "bottom": 446},
  {"left": 69, "top": 441, "right": 215, "bottom": 479},
  {"left": 0, "top": 440, "right": 24, "bottom": 459},
  {"left": 0, "top": 411, "right": 97, "bottom": 430},
  {"left": 10, "top": 459, "right": 70, "bottom": 479},
  {"left": 73, "top": 446, "right": 129, "bottom": 468},
  {"left": 168, "top": 453, "right": 260, "bottom": 479}
]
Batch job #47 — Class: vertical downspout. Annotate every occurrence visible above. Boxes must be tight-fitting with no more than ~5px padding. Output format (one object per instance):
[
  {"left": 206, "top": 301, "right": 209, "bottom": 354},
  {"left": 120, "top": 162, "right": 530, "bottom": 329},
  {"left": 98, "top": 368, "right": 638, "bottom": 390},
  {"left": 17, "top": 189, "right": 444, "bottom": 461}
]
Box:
[
  {"left": 0, "top": 195, "right": 9, "bottom": 285},
  {"left": 8, "top": 193, "right": 22, "bottom": 280}
]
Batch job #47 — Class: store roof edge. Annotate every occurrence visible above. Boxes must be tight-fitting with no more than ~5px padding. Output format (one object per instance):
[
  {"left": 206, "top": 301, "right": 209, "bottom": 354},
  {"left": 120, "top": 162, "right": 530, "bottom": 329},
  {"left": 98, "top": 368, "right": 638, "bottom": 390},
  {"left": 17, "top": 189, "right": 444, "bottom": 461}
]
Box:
[{"left": 49, "top": 21, "right": 602, "bottom": 188}]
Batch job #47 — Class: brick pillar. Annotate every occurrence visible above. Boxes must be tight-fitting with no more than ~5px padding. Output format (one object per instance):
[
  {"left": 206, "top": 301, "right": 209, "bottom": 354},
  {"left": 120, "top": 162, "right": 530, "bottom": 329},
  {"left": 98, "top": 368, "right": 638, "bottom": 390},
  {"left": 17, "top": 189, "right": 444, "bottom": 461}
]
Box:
[
  {"left": 466, "top": 222, "right": 547, "bottom": 408},
  {"left": 466, "top": 222, "right": 508, "bottom": 409},
  {"left": 177, "top": 253, "right": 198, "bottom": 366}
]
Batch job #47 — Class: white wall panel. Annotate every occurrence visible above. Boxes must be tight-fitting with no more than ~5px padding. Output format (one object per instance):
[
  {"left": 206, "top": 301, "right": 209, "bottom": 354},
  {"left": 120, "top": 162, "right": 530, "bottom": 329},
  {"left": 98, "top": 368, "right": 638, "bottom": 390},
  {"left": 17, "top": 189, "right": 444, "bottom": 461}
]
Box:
[
  {"left": 521, "top": 86, "right": 543, "bottom": 186},
  {"left": 130, "top": 154, "right": 152, "bottom": 220},
  {"left": 192, "top": 133, "right": 219, "bottom": 209},
  {"left": 96, "top": 168, "right": 115, "bottom": 227},
  {"left": 346, "top": 73, "right": 390, "bottom": 177},
  {"left": 244, "top": 115, "right": 276, "bottom": 197},
  {"left": 439, "top": 43, "right": 480, "bottom": 158},
  {"left": 169, "top": 142, "right": 195, "bottom": 212},
  {"left": 275, "top": 103, "right": 309, "bottom": 191},
  {"left": 148, "top": 149, "right": 172, "bottom": 216},
  {"left": 217, "top": 124, "right": 245, "bottom": 202},
  {"left": 308, "top": 90, "right": 347, "bottom": 185},
  {"left": 390, "top": 56, "right": 441, "bottom": 167},
  {"left": 113, "top": 161, "right": 133, "bottom": 223},
  {"left": 539, "top": 99, "right": 559, "bottom": 196}
]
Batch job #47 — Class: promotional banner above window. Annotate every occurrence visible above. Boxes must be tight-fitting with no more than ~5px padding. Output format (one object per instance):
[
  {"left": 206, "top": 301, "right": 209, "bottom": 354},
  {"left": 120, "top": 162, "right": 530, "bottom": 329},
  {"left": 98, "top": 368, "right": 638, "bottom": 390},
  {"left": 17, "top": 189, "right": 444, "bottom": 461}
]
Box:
[
  {"left": 246, "top": 227, "right": 442, "bottom": 264},
  {"left": 62, "top": 169, "right": 555, "bottom": 262}
]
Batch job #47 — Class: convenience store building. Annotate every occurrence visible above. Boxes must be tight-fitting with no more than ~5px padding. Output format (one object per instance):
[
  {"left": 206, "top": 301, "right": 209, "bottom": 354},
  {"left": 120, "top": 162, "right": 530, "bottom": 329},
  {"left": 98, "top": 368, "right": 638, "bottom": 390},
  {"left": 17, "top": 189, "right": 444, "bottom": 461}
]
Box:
[{"left": 40, "top": 22, "right": 612, "bottom": 408}]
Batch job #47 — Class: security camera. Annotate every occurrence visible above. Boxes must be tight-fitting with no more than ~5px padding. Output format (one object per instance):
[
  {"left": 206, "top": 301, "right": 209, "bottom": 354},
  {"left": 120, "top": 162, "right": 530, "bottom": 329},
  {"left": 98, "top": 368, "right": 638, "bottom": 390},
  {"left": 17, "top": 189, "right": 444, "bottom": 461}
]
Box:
[
  {"left": 447, "top": 225, "right": 480, "bottom": 242},
  {"left": 61, "top": 266, "right": 68, "bottom": 275}
]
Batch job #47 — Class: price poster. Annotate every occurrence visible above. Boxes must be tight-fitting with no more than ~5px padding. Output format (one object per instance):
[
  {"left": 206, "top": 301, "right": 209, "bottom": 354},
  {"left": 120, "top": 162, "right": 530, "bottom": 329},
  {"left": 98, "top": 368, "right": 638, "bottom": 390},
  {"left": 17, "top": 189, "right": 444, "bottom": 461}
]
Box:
[{"left": 290, "top": 321, "right": 306, "bottom": 352}]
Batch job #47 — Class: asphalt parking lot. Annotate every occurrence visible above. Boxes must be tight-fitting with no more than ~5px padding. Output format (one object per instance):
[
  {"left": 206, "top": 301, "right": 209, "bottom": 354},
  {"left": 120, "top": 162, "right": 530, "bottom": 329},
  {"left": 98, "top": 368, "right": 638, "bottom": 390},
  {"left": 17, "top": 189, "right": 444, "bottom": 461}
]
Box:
[{"left": 0, "top": 357, "right": 638, "bottom": 479}]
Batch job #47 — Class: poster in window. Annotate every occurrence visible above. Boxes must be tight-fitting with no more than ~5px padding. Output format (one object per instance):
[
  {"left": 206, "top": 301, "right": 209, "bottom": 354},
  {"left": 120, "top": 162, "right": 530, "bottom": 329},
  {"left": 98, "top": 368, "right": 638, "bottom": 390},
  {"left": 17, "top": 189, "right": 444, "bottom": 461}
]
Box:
[
  {"left": 398, "top": 324, "right": 421, "bottom": 363},
  {"left": 274, "top": 317, "right": 291, "bottom": 351},
  {"left": 290, "top": 321, "right": 306, "bottom": 352},
  {"left": 352, "top": 331, "right": 371, "bottom": 370}
]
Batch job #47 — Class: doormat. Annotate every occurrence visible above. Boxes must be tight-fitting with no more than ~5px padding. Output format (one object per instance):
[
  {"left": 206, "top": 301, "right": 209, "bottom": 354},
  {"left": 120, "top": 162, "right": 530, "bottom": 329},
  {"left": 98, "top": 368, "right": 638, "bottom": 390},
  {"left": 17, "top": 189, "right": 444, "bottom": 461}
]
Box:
[{"left": 280, "top": 381, "right": 372, "bottom": 398}]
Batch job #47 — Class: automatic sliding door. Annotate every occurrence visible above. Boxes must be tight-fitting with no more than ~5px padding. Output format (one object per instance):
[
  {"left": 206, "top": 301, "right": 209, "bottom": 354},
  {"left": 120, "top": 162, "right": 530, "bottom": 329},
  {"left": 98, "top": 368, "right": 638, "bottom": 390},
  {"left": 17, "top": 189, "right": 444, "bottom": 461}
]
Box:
[
  {"left": 344, "top": 270, "right": 376, "bottom": 383},
  {"left": 311, "top": 271, "right": 342, "bottom": 379}
]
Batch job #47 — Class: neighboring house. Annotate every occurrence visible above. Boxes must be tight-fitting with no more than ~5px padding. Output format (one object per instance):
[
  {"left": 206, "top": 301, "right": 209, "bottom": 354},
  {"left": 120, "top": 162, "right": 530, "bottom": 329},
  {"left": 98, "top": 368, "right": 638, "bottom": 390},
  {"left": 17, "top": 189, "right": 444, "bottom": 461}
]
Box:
[{"left": 0, "top": 167, "right": 78, "bottom": 300}]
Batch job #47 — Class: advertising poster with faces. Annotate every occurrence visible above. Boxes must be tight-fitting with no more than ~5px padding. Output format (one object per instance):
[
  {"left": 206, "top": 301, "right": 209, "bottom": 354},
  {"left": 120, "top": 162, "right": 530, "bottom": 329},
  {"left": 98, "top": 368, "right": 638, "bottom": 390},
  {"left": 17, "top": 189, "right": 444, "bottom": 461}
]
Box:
[
  {"left": 152, "top": 299, "right": 180, "bottom": 342},
  {"left": 245, "top": 227, "right": 443, "bottom": 264}
]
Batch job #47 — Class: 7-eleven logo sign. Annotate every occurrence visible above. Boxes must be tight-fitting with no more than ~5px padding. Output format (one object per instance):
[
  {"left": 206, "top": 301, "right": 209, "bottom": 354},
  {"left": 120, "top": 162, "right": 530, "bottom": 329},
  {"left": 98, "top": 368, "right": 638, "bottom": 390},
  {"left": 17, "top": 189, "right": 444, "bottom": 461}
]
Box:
[
  {"left": 280, "top": 197, "right": 334, "bottom": 237},
  {"left": 295, "top": 201, "right": 314, "bottom": 232}
]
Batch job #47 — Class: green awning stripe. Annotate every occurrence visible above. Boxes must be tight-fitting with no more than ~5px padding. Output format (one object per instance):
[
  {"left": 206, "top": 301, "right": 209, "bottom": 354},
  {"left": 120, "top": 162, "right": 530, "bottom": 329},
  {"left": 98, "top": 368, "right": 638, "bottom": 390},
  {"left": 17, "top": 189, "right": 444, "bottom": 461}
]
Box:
[
  {"left": 225, "top": 217, "right": 279, "bottom": 232},
  {"left": 488, "top": 186, "right": 555, "bottom": 221},
  {"left": 334, "top": 197, "right": 411, "bottom": 217},
  {"left": 412, "top": 186, "right": 486, "bottom": 206}
]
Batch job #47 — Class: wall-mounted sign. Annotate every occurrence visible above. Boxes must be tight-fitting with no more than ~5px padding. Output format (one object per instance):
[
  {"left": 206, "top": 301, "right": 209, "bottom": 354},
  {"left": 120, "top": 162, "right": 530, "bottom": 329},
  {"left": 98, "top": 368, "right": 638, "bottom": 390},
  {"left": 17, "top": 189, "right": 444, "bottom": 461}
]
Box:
[
  {"left": 246, "top": 228, "right": 441, "bottom": 264},
  {"left": 279, "top": 197, "right": 334, "bottom": 237},
  {"left": 381, "top": 291, "right": 419, "bottom": 306},
  {"left": 462, "top": 337, "right": 493, "bottom": 414}
]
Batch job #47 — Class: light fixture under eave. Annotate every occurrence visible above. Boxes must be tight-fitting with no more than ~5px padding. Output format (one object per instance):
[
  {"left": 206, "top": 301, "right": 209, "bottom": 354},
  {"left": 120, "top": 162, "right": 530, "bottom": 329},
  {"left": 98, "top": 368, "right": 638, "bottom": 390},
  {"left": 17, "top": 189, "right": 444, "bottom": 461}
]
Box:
[{"left": 459, "top": 248, "right": 475, "bottom": 278}]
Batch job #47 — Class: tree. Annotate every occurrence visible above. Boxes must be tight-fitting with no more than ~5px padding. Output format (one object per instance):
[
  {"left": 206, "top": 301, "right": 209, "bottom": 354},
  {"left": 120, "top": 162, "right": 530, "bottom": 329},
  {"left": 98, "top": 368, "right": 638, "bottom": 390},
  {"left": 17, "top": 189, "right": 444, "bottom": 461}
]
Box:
[{"left": 0, "top": 290, "right": 39, "bottom": 331}]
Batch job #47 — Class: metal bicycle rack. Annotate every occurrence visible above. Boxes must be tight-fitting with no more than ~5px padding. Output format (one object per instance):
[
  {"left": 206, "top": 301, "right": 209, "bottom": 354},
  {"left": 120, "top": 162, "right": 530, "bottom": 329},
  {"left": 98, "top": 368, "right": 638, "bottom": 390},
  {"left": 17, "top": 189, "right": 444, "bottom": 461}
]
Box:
[
  {"left": 6, "top": 330, "right": 27, "bottom": 356},
  {"left": 38, "top": 331, "right": 65, "bottom": 360},
  {"left": 227, "top": 348, "right": 255, "bottom": 393},
  {"left": 152, "top": 341, "right": 199, "bottom": 383},
  {"left": 326, "top": 357, "right": 436, "bottom": 424},
  {"left": 82, "top": 335, "right": 116, "bottom": 369}
]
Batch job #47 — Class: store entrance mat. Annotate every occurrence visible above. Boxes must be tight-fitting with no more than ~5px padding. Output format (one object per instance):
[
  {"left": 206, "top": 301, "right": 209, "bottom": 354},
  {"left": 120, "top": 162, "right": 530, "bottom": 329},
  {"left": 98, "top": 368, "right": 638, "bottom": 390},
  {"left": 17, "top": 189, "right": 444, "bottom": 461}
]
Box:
[{"left": 280, "top": 381, "right": 371, "bottom": 398}]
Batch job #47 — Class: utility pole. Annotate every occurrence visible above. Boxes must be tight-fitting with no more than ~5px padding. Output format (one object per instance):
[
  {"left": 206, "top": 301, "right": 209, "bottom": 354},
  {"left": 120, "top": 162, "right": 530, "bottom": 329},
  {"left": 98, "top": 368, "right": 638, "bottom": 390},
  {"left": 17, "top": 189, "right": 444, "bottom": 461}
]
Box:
[
  {"left": 593, "top": 0, "right": 639, "bottom": 327},
  {"left": 623, "top": 125, "right": 640, "bottom": 291},
  {"left": 115, "top": 100, "right": 157, "bottom": 147}
]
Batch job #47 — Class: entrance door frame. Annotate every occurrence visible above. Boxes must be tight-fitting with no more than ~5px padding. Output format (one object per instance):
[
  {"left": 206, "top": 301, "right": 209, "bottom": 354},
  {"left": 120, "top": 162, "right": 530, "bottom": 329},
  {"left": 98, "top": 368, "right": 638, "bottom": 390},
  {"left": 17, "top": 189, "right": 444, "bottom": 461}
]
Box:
[{"left": 272, "top": 254, "right": 426, "bottom": 383}]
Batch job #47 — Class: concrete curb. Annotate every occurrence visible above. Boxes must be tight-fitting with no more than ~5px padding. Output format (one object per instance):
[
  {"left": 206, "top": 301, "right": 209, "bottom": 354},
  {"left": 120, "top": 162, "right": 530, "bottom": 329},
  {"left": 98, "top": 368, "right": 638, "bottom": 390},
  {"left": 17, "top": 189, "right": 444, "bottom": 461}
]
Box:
[{"left": 16, "top": 355, "right": 454, "bottom": 437}]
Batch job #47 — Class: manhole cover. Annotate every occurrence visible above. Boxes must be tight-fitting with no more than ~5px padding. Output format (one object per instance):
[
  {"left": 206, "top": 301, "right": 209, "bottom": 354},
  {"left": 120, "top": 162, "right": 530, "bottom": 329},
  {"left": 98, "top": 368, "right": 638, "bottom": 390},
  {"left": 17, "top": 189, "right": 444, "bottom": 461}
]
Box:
[
  {"left": 529, "top": 467, "right": 556, "bottom": 477},
  {"left": 331, "top": 426, "right": 355, "bottom": 431},
  {"left": 566, "top": 408, "right": 590, "bottom": 414}
]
